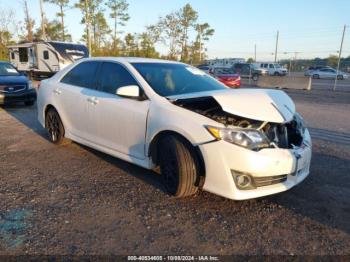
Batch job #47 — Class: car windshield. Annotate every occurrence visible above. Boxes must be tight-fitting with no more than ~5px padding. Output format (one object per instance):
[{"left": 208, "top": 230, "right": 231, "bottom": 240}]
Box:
[
  {"left": 0, "top": 63, "right": 20, "bottom": 76},
  {"left": 274, "top": 64, "right": 282, "bottom": 68},
  {"left": 214, "top": 68, "right": 235, "bottom": 74},
  {"left": 132, "top": 63, "right": 227, "bottom": 97}
]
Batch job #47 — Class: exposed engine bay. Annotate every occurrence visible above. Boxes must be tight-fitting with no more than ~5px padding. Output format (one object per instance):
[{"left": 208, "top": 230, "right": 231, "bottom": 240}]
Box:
[{"left": 173, "top": 96, "right": 305, "bottom": 149}]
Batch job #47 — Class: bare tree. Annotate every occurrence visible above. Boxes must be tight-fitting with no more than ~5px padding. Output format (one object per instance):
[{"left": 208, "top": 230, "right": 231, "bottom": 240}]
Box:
[{"left": 23, "top": 0, "right": 35, "bottom": 41}]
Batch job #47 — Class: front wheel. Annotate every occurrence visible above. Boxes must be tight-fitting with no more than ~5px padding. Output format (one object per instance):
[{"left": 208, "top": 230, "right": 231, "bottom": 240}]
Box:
[
  {"left": 45, "top": 108, "right": 65, "bottom": 144},
  {"left": 337, "top": 75, "right": 344, "bottom": 80},
  {"left": 158, "top": 135, "right": 199, "bottom": 198},
  {"left": 313, "top": 74, "right": 320, "bottom": 79}
]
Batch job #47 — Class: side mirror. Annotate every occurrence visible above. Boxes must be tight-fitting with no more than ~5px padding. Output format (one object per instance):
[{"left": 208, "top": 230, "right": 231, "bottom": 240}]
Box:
[{"left": 116, "top": 85, "right": 140, "bottom": 98}]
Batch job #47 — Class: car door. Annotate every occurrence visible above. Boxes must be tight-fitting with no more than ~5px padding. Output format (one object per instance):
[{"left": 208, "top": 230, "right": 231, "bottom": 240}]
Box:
[
  {"left": 57, "top": 61, "right": 101, "bottom": 140},
  {"left": 86, "top": 61, "right": 150, "bottom": 160},
  {"left": 318, "top": 69, "right": 331, "bottom": 79},
  {"left": 328, "top": 69, "right": 337, "bottom": 79}
]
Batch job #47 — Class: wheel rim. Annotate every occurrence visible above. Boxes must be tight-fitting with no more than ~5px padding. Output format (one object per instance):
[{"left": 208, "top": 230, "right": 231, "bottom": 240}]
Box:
[
  {"left": 161, "top": 146, "right": 179, "bottom": 194},
  {"left": 47, "top": 113, "right": 60, "bottom": 142}
]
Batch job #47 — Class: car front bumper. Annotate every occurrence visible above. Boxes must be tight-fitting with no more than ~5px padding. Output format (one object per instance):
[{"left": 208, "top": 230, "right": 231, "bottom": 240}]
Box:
[
  {"left": 0, "top": 89, "right": 37, "bottom": 105},
  {"left": 199, "top": 129, "right": 312, "bottom": 200}
]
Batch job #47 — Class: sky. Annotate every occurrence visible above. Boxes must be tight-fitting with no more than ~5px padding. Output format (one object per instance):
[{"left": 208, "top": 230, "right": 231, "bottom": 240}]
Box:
[{"left": 2, "top": 0, "right": 350, "bottom": 61}]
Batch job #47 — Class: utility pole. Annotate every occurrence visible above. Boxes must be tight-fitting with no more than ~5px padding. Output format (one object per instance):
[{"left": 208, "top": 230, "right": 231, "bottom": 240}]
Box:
[
  {"left": 274, "top": 30, "right": 279, "bottom": 62},
  {"left": 334, "top": 25, "right": 346, "bottom": 91},
  {"left": 39, "top": 0, "right": 46, "bottom": 40},
  {"left": 254, "top": 44, "right": 257, "bottom": 62},
  {"left": 199, "top": 27, "right": 202, "bottom": 63}
]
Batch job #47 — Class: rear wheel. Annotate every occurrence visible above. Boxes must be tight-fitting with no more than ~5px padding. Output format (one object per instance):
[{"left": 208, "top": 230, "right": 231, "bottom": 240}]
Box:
[
  {"left": 313, "top": 74, "right": 320, "bottom": 79},
  {"left": 337, "top": 75, "right": 344, "bottom": 80},
  {"left": 274, "top": 72, "right": 280, "bottom": 76},
  {"left": 158, "top": 135, "right": 199, "bottom": 198},
  {"left": 45, "top": 108, "right": 65, "bottom": 144}
]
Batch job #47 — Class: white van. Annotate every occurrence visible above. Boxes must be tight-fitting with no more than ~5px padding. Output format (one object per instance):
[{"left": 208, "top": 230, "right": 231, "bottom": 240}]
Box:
[{"left": 255, "top": 63, "right": 288, "bottom": 76}]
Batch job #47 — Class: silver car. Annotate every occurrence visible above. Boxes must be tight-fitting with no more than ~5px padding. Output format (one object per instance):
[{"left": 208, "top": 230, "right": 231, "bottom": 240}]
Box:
[{"left": 311, "top": 68, "right": 349, "bottom": 80}]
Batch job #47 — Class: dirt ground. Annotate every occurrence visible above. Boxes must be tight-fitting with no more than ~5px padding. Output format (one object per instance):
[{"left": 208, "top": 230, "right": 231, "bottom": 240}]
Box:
[{"left": 0, "top": 87, "right": 349, "bottom": 256}]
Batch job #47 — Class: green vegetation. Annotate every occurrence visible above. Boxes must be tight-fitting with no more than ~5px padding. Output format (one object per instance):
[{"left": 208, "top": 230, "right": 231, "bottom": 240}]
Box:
[{"left": 0, "top": 0, "right": 214, "bottom": 63}]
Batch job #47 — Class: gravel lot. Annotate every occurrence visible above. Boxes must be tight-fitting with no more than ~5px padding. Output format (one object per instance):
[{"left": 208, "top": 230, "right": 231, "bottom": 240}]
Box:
[{"left": 0, "top": 87, "right": 349, "bottom": 256}]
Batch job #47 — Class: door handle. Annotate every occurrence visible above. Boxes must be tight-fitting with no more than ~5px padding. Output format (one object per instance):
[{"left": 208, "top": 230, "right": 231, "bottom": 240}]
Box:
[
  {"left": 53, "top": 88, "right": 62, "bottom": 95},
  {"left": 87, "top": 97, "right": 99, "bottom": 105}
]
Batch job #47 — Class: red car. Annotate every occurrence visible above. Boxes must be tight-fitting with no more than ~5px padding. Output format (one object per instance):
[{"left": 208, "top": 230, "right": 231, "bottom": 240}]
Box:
[{"left": 209, "top": 67, "right": 241, "bottom": 88}]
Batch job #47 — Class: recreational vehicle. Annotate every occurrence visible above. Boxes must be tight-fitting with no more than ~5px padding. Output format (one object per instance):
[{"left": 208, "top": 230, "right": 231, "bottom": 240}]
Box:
[
  {"left": 206, "top": 58, "right": 245, "bottom": 68},
  {"left": 8, "top": 41, "right": 89, "bottom": 79}
]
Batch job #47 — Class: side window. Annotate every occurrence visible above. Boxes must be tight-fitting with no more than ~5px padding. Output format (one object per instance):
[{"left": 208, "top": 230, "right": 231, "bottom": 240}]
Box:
[
  {"left": 61, "top": 61, "right": 100, "bottom": 88},
  {"left": 269, "top": 64, "right": 274, "bottom": 68},
  {"left": 43, "top": 50, "right": 49, "bottom": 60},
  {"left": 98, "top": 62, "right": 138, "bottom": 95},
  {"left": 263, "top": 64, "right": 268, "bottom": 68}
]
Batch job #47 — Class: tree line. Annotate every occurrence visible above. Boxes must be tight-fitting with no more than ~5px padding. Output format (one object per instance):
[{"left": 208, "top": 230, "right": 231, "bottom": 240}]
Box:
[{"left": 0, "top": 0, "right": 214, "bottom": 65}]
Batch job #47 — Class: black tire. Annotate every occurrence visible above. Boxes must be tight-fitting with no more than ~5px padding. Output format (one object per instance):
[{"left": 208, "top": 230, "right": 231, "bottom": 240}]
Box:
[
  {"left": 313, "top": 74, "right": 320, "bottom": 79},
  {"left": 24, "top": 101, "right": 35, "bottom": 106},
  {"left": 274, "top": 72, "right": 280, "bottom": 76},
  {"left": 252, "top": 74, "right": 259, "bottom": 81},
  {"left": 158, "top": 135, "right": 199, "bottom": 198},
  {"left": 337, "top": 75, "right": 344, "bottom": 80},
  {"left": 45, "top": 108, "right": 65, "bottom": 144}
]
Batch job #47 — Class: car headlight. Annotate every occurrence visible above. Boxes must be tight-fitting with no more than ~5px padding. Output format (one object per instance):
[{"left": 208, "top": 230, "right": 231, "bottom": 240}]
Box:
[
  {"left": 205, "top": 126, "right": 270, "bottom": 150},
  {"left": 28, "top": 81, "right": 34, "bottom": 89}
]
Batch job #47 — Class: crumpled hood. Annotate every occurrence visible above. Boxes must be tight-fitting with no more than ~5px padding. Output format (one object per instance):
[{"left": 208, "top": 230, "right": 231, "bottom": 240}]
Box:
[{"left": 168, "top": 89, "right": 295, "bottom": 123}]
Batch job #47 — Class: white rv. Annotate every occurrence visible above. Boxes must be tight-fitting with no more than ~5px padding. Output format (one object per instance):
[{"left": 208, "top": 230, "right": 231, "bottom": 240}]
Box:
[
  {"left": 206, "top": 58, "right": 245, "bottom": 68},
  {"left": 8, "top": 41, "right": 89, "bottom": 79}
]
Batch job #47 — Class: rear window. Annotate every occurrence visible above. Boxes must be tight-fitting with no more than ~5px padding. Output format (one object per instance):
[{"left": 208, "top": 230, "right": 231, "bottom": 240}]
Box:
[{"left": 43, "top": 50, "right": 49, "bottom": 60}]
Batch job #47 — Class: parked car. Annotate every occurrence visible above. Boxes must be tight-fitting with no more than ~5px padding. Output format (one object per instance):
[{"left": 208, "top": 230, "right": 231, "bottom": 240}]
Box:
[
  {"left": 304, "top": 66, "right": 332, "bottom": 76},
  {"left": 310, "top": 68, "right": 349, "bottom": 80},
  {"left": 255, "top": 62, "right": 288, "bottom": 76},
  {"left": 209, "top": 67, "right": 241, "bottom": 87},
  {"left": 197, "top": 64, "right": 210, "bottom": 74},
  {"left": 0, "top": 61, "right": 36, "bottom": 106},
  {"left": 232, "top": 63, "right": 268, "bottom": 81},
  {"left": 37, "top": 57, "right": 312, "bottom": 200}
]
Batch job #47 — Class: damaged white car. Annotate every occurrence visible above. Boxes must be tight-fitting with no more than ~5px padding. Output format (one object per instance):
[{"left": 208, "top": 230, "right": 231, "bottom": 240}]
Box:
[{"left": 37, "top": 58, "right": 312, "bottom": 200}]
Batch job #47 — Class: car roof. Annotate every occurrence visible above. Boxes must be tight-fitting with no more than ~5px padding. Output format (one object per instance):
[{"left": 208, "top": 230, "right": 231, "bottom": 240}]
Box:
[{"left": 80, "top": 57, "right": 184, "bottom": 64}]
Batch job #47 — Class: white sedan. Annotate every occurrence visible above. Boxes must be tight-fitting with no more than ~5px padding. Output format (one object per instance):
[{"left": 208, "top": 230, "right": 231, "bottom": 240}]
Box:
[
  {"left": 37, "top": 57, "right": 312, "bottom": 200},
  {"left": 311, "top": 68, "right": 349, "bottom": 80}
]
